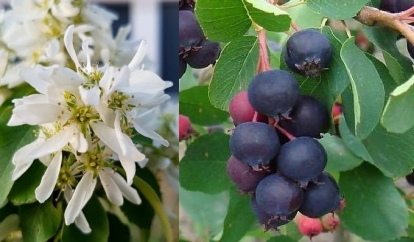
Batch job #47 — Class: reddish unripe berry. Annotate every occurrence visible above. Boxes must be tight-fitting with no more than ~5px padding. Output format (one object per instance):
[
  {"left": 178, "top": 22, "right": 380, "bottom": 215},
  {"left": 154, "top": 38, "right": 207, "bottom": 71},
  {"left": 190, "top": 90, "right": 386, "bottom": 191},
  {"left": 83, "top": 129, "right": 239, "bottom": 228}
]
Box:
[
  {"left": 229, "top": 91, "right": 256, "bottom": 125},
  {"left": 332, "top": 103, "right": 342, "bottom": 125},
  {"left": 296, "top": 214, "right": 323, "bottom": 238},
  {"left": 179, "top": 115, "right": 193, "bottom": 141},
  {"left": 321, "top": 213, "right": 340, "bottom": 232}
]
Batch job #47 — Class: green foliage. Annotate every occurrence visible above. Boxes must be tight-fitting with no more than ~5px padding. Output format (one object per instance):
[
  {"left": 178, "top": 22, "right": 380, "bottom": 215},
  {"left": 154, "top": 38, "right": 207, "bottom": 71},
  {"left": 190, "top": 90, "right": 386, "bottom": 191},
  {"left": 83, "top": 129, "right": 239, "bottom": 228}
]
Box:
[
  {"left": 306, "top": 0, "right": 370, "bottom": 19},
  {"left": 339, "top": 163, "right": 408, "bottom": 241},
  {"left": 209, "top": 36, "right": 259, "bottom": 111},
  {"left": 8, "top": 161, "right": 46, "bottom": 205},
  {"left": 20, "top": 200, "right": 61, "bottom": 242},
  {"left": 180, "top": 133, "right": 232, "bottom": 193},
  {"left": 180, "top": 86, "right": 229, "bottom": 125},
  {"left": 62, "top": 195, "right": 109, "bottom": 242},
  {"left": 0, "top": 122, "right": 36, "bottom": 205},
  {"left": 220, "top": 188, "right": 256, "bottom": 242}
]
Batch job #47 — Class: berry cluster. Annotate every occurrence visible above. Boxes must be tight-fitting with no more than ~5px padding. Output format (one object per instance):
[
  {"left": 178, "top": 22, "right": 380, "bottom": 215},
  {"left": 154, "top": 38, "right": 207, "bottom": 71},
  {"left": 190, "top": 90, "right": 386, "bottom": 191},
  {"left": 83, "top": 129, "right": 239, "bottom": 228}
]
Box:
[
  {"left": 380, "top": 0, "right": 414, "bottom": 58},
  {"left": 179, "top": 0, "right": 221, "bottom": 78},
  {"left": 226, "top": 29, "right": 342, "bottom": 231}
]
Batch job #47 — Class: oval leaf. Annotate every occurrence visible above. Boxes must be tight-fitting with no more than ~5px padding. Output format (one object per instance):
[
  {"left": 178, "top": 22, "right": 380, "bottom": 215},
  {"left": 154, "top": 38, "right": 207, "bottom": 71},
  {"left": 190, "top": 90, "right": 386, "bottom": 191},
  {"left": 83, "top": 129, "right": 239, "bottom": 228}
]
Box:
[
  {"left": 306, "top": 0, "right": 369, "bottom": 20},
  {"left": 180, "top": 86, "right": 229, "bottom": 126},
  {"left": 319, "top": 134, "right": 363, "bottom": 173},
  {"left": 340, "top": 38, "right": 385, "bottom": 139},
  {"left": 220, "top": 187, "right": 256, "bottom": 242},
  {"left": 209, "top": 36, "right": 259, "bottom": 111},
  {"left": 243, "top": 0, "right": 291, "bottom": 32},
  {"left": 382, "top": 75, "right": 414, "bottom": 133},
  {"left": 180, "top": 132, "right": 232, "bottom": 193},
  {"left": 20, "top": 200, "right": 61, "bottom": 242},
  {"left": 339, "top": 163, "right": 408, "bottom": 241},
  {"left": 195, "top": 0, "right": 251, "bottom": 42}
]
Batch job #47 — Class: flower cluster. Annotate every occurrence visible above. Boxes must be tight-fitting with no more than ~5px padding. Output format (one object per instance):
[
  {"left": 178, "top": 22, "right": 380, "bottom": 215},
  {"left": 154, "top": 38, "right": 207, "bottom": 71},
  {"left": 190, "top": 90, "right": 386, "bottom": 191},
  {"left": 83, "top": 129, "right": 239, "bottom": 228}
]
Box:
[
  {"left": 7, "top": 22, "right": 172, "bottom": 233},
  {"left": 0, "top": 0, "right": 137, "bottom": 88}
]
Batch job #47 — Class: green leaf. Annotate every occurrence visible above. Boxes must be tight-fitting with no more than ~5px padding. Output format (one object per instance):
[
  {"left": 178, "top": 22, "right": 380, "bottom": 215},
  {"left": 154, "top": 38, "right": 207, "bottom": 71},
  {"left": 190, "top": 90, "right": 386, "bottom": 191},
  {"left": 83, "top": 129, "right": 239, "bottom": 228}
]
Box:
[
  {"left": 340, "top": 37, "right": 385, "bottom": 139},
  {"left": 8, "top": 160, "right": 46, "bottom": 205},
  {"left": 279, "top": 26, "right": 350, "bottom": 110},
  {"left": 243, "top": 0, "right": 291, "bottom": 32},
  {"left": 363, "top": 124, "right": 414, "bottom": 178},
  {"left": 319, "top": 134, "right": 363, "bottom": 173},
  {"left": 306, "top": 0, "right": 370, "bottom": 20},
  {"left": 266, "top": 235, "right": 296, "bottom": 242},
  {"left": 0, "top": 124, "right": 36, "bottom": 206},
  {"left": 180, "top": 86, "right": 229, "bottom": 126},
  {"left": 220, "top": 188, "right": 256, "bottom": 242},
  {"left": 62, "top": 195, "right": 109, "bottom": 242},
  {"left": 121, "top": 167, "right": 160, "bottom": 230},
  {"left": 362, "top": 26, "right": 414, "bottom": 83},
  {"left": 389, "top": 237, "right": 414, "bottom": 242},
  {"left": 338, "top": 116, "right": 372, "bottom": 162},
  {"left": 179, "top": 187, "right": 228, "bottom": 238},
  {"left": 339, "top": 163, "right": 408, "bottom": 241},
  {"left": 381, "top": 75, "right": 414, "bottom": 133},
  {"left": 195, "top": 0, "right": 250, "bottom": 42},
  {"left": 180, "top": 132, "right": 232, "bottom": 193},
  {"left": 0, "top": 214, "right": 19, "bottom": 241},
  {"left": 209, "top": 36, "right": 259, "bottom": 111},
  {"left": 107, "top": 213, "right": 130, "bottom": 242},
  {"left": 20, "top": 200, "right": 61, "bottom": 242}
]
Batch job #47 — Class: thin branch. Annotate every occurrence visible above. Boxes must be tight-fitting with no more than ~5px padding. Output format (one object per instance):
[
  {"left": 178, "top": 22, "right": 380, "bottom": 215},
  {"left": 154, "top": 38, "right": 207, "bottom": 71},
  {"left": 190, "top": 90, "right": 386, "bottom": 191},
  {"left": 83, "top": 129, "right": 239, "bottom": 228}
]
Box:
[{"left": 355, "top": 6, "right": 414, "bottom": 45}]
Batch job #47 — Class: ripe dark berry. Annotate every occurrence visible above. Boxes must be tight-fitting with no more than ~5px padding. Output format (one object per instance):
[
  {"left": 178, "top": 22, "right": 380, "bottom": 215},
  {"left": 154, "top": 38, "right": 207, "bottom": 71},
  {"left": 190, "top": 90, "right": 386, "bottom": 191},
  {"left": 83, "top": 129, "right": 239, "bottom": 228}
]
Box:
[
  {"left": 276, "top": 137, "right": 327, "bottom": 186},
  {"left": 279, "top": 95, "right": 330, "bottom": 138},
  {"left": 226, "top": 156, "right": 270, "bottom": 193},
  {"left": 405, "top": 170, "right": 414, "bottom": 185},
  {"left": 380, "top": 0, "right": 396, "bottom": 12},
  {"left": 299, "top": 172, "right": 341, "bottom": 218},
  {"left": 185, "top": 39, "right": 221, "bottom": 68},
  {"left": 229, "top": 122, "right": 280, "bottom": 168},
  {"left": 284, "top": 29, "right": 332, "bottom": 77},
  {"left": 179, "top": 11, "right": 205, "bottom": 53},
  {"left": 296, "top": 213, "right": 323, "bottom": 238},
  {"left": 179, "top": 115, "right": 194, "bottom": 141},
  {"left": 247, "top": 70, "right": 300, "bottom": 118},
  {"left": 251, "top": 196, "right": 297, "bottom": 231},
  {"left": 179, "top": 0, "right": 195, "bottom": 11},
  {"left": 179, "top": 57, "right": 187, "bottom": 78},
  {"left": 394, "top": 0, "right": 414, "bottom": 13},
  {"left": 255, "top": 174, "right": 304, "bottom": 217}
]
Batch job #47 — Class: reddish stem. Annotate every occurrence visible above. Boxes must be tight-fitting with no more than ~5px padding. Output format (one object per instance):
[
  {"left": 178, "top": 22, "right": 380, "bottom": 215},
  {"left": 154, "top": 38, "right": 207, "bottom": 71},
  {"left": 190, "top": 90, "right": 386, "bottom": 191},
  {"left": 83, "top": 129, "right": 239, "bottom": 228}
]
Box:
[
  {"left": 290, "top": 22, "right": 301, "bottom": 32},
  {"left": 274, "top": 122, "right": 296, "bottom": 141},
  {"left": 258, "top": 29, "right": 271, "bottom": 72},
  {"left": 252, "top": 111, "right": 258, "bottom": 122},
  {"left": 396, "top": 5, "right": 414, "bottom": 19}
]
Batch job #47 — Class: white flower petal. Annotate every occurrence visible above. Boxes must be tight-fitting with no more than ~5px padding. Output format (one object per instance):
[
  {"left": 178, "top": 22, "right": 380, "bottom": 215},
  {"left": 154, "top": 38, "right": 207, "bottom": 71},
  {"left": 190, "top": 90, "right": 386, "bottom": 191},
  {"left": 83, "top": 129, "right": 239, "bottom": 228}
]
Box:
[
  {"left": 133, "top": 122, "right": 169, "bottom": 147},
  {"left": 81, "top": 38, "right": 92, "bottom": 73},
  {"left": 79, "top": 85, "right": 100, "bottom": 106},
  {"left": 35, "top": 152, "right": 62, "bottom": 203},
  {"left": 91, "top": 122, "right": 145, "bottom": 161},
  {"left": 128, "top": 40, "right": 146, "bottom": 71},
  {"left": 29, "top": 125, "right": 74, "bottom": 160},
  {"left": 64, "top": 171, "right": 95, "bottom": 225},
  {"left": 0, "top": 49, "right": 8, "bottom": 78},
  {"left": 99, "top": 170, "right": 123, "bottom": 206},
  {"left": 124, "top": 71, "right": 171, "bottom": 94},
  {"left": 114, "top": 111, "right": 128, "bottom": 156},
  {"left": 8, "top": 103, "right": 67, "bottom": 126},
  {"left": 51, "top": 67, "right": 83, "bottom": 94},
  {"left": 95, "top": 98, "right": 115, "bottom": 127},
  {"left": 45, "top": 39, "right": 60, "bottom": 59},
  {"left": 12, "top": 162, "right": 33, "bottom": 181},
  {"left": 74, "top": 212, "right": 91, "bottom": 234},
  {"left": 70, "top": 129, "right": 88, "bottom": 153},
  {"left": 64, "top": 25, "right": 80, "bottom": 69},
  {"left": 18, "top": 67, "right": 50, "bottom": 94},
  {"left": 99, "top": 66, "right": 114, "bottom": 96},
  {"left": 107, "top": 169, "right": 141, "bottom": 205},
  {"left": 110, "top": 66, "right": 130, "bottom": 94}
]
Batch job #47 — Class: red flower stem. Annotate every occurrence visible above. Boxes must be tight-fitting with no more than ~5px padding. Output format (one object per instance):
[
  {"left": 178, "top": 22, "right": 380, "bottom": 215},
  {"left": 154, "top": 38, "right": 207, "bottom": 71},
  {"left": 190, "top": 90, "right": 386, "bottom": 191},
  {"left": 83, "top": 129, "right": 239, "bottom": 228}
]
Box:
[
  {"left": 258, "top": 29, "right": 271, "bottom": 71},
  {"left": 290, "top": 22, "right": 301, "bottom": 32},
  {"left": 274, "top": 122, "right": 296, "bottom": 141}
]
